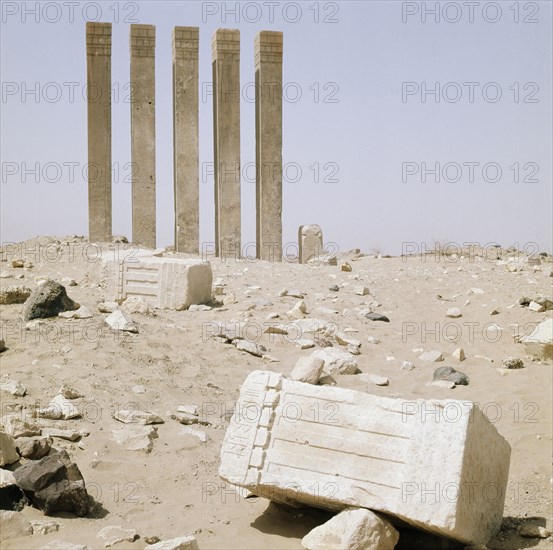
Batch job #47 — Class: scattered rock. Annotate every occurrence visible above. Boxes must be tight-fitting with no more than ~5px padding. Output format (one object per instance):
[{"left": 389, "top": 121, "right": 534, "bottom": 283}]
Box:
[
  {"left": 490, "top": 308, "right": 500, "bottom": 315},
  {"left": 340, "top": 263, "right": 352, "bottom": 272},
  {"left": 354, "top": 286, "right": 369, "bottom": 296},
  {"left": 502, "top": 357, "right": 524, "bottom": 369},
  {"left": 301, "top": 507, "right": 399, "bottom": 550},
  {"left": 521, "top": 318, "right": 552, "bottom": 359},
  {"left": 446, "top": 307, "right": 462, "bottom": 318},
  {"left": 58, "top": 384, "right": 83, "bottom": 399},
  {"left": 122, "top": 296, "right": 152, "bottom": 315},
  {"left": 289, "top": 356, "right": 325, "bottom": 384},
  {"left": 105, "top": 309, "right": 138, "bottom": 333},
  {"left": 0, "top": 379, "right": 27, "bottom": 396},
  {"left": 145, "top": 535, "right": 199, "bottom": 549},
  {"left": 329, "top": 285, "right": 339, "bottom": 292},
  {"left": 287, "top": 300, "right": 308, "bottom": 319},
  {"left": 222, "top": 293, "right": 236, "bottom": 305},
  {"left": 43, "top": 541, "right": 89, "bottom": 549},
  {"left": 401, "top": 360, "right": 415, "bottom": 371},
  {"left": 234, "top": 340, "right": 267, "bottom": 357},
  {"left": 11, "top": 260, "right": 24, "bottom": 268},
  {"left": 36, "top": 394, "right": 80, "bottom": 420},
  {"left": 15, "top": 436, "right": 53, "bottom": 459},
  {"left": 518, "top": 524, "right": 551, "bottom": 538},
  {"left": 59, "top": 306, "right": 93, "bottom": 319},
  {"left": 178, "top": 426, "right": 208, "bottom": 443},
  {"left": 22, "top": 280, "right": 78, "bottom": 321},
  {"left": 365, "top": 312, "right": 390, "bottom": 323},
  {"left": 13, "top": 450, "right": 90, "bottom": 516},
  {"left": 452, "top": 348, "right": 466, "bottom": 362},
  {"left": 42, "top": 428, "right": 82, "bottom": 441},
  {"left": 433, "top": 366, "right": 469, "bottom": 386},
  {"left": 111, "top": 425, "right": 158, "bottom": 452},
  {"left": 0, "top": 432, "right": 19, "bottom": 466},
  {"left": 61, "top": 277, "right": 77, "bottom": 287},
  {"left": 297, "top": 339, "right": 315, "bottom": 349},
  {"left": 113, "top": 409, "right": 164, "bottom": 425},
  {"left": 367, "top": 336, "right": 381, "bottom": 345},
  {"left": 0, "top": 285, "right": 32, "bottom": 305},
  {"left": 0, "top": 510, "right": 33, "bottom": 539},
  {"left": 528, "top": 301, "right": 545, "bottom": 312},
  {"left": 31, "top": 519, "right": 62, "bottom": 534},
  {"left": 264, "top": 324, "right": 288, "bottom": 335},
  {"left": 1, "top": 415, "right": 41, "bottom": 438},
  {"left": 360, "top": 374, "right": 389, "bottom": 386},
  {"left": 312, "top": 348, "right": 359, "bottom": 375},
  {"left": 97, "top": 525, "right": 139, "bottom": 547},
  {"left": 430, "top": 380, "right": 456, "bottom": 389},
  {"left": 419, "top": 350, "right": 444, "bottom": 362},
  {"left": 97, "top": 301, "right": 118, "bottom": 313}
]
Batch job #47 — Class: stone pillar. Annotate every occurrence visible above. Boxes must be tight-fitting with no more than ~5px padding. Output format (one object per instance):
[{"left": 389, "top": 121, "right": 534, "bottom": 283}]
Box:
[
  {"left": 130, "top": 24, "right": 156, "bottom": 249},
  {"left": 86, "top": 22, "right": 112, "bottom": 242},
  {"left": 255, "top": 31, "right": 283, "bottom": 261},
  {"left": 172, "top": 27, "right": 199, "bottom": 254},
  {"left": 212, "top": 29, "right": 240, "bottom": 259}
]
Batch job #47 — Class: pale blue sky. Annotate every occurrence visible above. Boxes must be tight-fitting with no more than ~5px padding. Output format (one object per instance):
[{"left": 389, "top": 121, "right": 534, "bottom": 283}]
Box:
[{"left": 1, "top": 1, "right": 552, "bottom": 255}]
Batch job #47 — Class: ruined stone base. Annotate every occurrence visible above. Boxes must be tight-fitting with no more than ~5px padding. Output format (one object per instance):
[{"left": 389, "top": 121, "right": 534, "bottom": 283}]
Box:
[{"left": 219, "top": 371, "right": 511, "bottom": 545}]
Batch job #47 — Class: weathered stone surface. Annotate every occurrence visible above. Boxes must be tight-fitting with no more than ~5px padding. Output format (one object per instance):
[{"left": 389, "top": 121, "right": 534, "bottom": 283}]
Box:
[
  {"left": 97, "top": 525, "right": 138, "bottom": 547},
  {"left": 15, "top": 436, "right": 53, "bottom": 459},
  {"left": 256, "top": 31, "right": 283, "bottom": 261},
  {"left": 0, "top": 431, "right": 19, "bottom": 466},
  {"left": 113, "top": 409, "right": 164, "bottom": 425},
  {"left": 36, "top": 394, "right": 81, "bottom": 420},
  {"left": 219, "top": 370, "right": 511, "bottom": 545},
  {"left": 521, "top": 318, "right": 552, "bottom": 359},
  {"left": 0, "top": 379, "right": 27, "bottom": 396},
  {"left": 235, "top": 340, "right": 267, "bottom": 357},
  {"left": 102, "top": 254, "right": 212, "bottom": 310},
  {"left": 1, "top": 415, "right": 41, "bottom": 438},
  {"left": 105, "top": 309, "right": 138, "bottom": 333},
  {"left": 419, "top": 350, "right": 444, "bottom": 362},
  {"left": 13, "top": 450, "right": 90, "bottom": 516},
  {"left": 0, "top": 285, "right": 31, "bottom": 304},
  {"left": 312, "top": 348, "right": 359, "bottom": 375},
  {"left": 173, "top": 27, "right": 199, "bottom": 254},
  {"left": 111, "top": 425, "right": 158, "bottom": 452},
  {"left": 22, "top": 280, "right": 78, "bottom": 321},
  {"left": 212, "top": 28, "right": 241, "bottom": 259},
  {"left": 0, "top": 510, "right": 33, "bottom": 539},
  {"left": 31, "top": 519, "right": 62, "bottom": 535},
  {"left": 145, "top": 535, "right": 199, "bottom": 549},
  {"left": 301, "top": 507, "right": 399, "bottom": 550},
  {"left": 433, "top": 367, "right": 469, "bottom": 386},
  {"left": 289, "top": 356, "right": 324, "bottom": 384}
]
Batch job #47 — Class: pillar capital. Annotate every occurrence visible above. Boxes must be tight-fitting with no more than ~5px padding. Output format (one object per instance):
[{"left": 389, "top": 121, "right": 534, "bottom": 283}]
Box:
[
  {"left": 172, "top": 26, "right": 199, "bottom": 62},
  {"left": 86, "top": 22, "right": 111, "bottom": 56},
  {"left": 130, "top": 24, "right": 156, "bottom": 57},
  {"left": 211, "top": 29, "right": 240, "bottom": 62},
  {"left": 254, "top": 31, "right": 283, "bottom": 67}
]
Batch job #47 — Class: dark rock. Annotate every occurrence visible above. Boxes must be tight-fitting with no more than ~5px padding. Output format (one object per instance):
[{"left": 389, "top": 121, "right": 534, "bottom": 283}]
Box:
[
  {"left": 1, "top": 470, "right": 27, "bottom": 511},
  {"left": 365, "top": 312, "right": 390, "bottom": 323},
  {"left": 518, "top": 296, "right": 531, "bottom": 306},
  {"left": 22, "top": 281, "right": 78, "bottom": 321},
  {"left": 15, "top": 436, "right": 52, "bottom": 460},
  {"left": 433, "top": 366, "right": 469, "bottom": 386},
  {"left": 13, "top": 450, "right": 90, "bottom": 516},
  {"left": 329, "top": 285, "right": 340, "bottom": 292}
]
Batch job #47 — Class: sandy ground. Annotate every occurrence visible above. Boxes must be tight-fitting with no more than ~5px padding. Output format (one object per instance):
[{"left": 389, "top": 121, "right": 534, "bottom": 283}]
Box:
[{"left": 0, "top": 237, "right": 552, "bottom": 550}]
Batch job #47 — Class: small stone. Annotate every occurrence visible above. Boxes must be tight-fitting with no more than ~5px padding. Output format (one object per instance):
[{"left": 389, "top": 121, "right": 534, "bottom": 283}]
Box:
[
  {"left": 468, "top": 288, "right": 484, "bottom": 295},
  {"left": 287, "top": 300, "right": 308, "bottom": 319},
  {"left": 42, "top": 428, "right": 81, "bottom": 441},
  {"left": 401, "top": 360, "right": 415, "bottom": 371},
  {"left": 58, "top": 384, "right": 83, "bottom": 399},
  {"left": 43, "top": 541, "right": 89, "bottom": 550},
  {"left": 97, "top": 301, "right": 118, "bottom": 313},
  {"left": 329, "top": 285, "right": 339, "bottom": 292},
  {"left": 419, "top": 350, "right": 444, "bottom": 362},
  {"left": 301, "top": 507, "right": 399, "bottom": 550},
  {"left": 297, "top": 339, "right": 315, "bottom": 349},
  {"left": 452, "top": 348, "right": 466, "bottom": 362},
  {"left": 490, "top": 309, "right": 500, "bottom": 315},
  {"left": 365, "top": 312, "right": 390, "bottom": 322},
  {"left": 0, "top": 432, "right": 19, "bottom": 466},
  {"left": 430, "top": 380, "right": 456, "bottom": 389},
  {"left": 290, "top": 356, "right": 325, "bottom": 385},
  {"left": 111, "top": 425, "right": 158, "bottom": 452},
  {"left": 264, "top": 324, "right": 288, "bottom": 335},
  {"left": 59, "top": 306, "right": 93, "bottom": 319},
  {"left": 36, "top": 394, "right": 80, "bottom": 420},
  {"left": 502, "top": 357, "right": 524, "bottom": 369},
  {"left": 0, "top": 379, "right": 27, "bottom": 397},
  {"left": 528, "top": 301, "right": 545, "bottom": 312},
  {"left": 97, "top": 525, "right": 139, "bottom": 547},
  {"left": 132, "top": 385, "right": 146, "bottom": 394},
  {"left": 105, "top": 309, "right": 138, "bottom": 333},
  {"left": 61, "top": 277, "right": 77, "bottom": 286},
  {"left": 177, "top": 405, "right": 199, "bottom": 416},
  {"left": 446, "top": 307, "right": 462, "bottom": 318},
  {"left": 340, "top": 263, "right": 352, "bottom": 272},
  {"left": 113, "top": 409, "right": 164, "bottom": 425},
  {"left": 312, "top": 348, "right": 358, "bottom": 375},
  {"left": 361, "top": 374, "right": 389, "bottom": 386},
  {"left": 1, "top": 415, "right": 41, "bottom": 438},
  {"left": 122, "top": 296, "right": 152, "bottom": 315},
  {"left": 178, "top": 427, "right": 208, "bottom": 443},
  {"left": 367, "top": 336, "right": 380, "bottom": 344},
  {"left": 518, "top": 524, "right": 551, "bottom": 538},
  {"left": 235, "top": 340, "right": 267, "bottom": 357},
  {"left": 433, "top": 366, "right": 469, "bottom": 386},
  {"left": 223, "top": 293, "right": 236, "bottom": 305},
  {"left": 0, "top": 285, "right": 32, "bottom": 305},
  {"left": 188, "top": 304, "right": 212, "bottom": 312},
  {"left": 354, "top": 286, "right": 369, "bottom": 296},
  {"left": 11, "top": 260, "right": 24, "bottom": 268},
  {"left": 145, "top": 535, "right": 199, "bottom": 550},
  {"left": 31, "top": 520, "right": 61, "bottom": 535}
]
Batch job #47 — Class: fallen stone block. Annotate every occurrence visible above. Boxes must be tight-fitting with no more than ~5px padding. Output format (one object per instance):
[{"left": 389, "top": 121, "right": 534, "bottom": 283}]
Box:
[
  {"left": 219, "top": 370, "right": 511, "bottom": 545},
  {"left": 111, "top": 425, "right": 158, "bottom": 452},
  {"left": 312, "top": 348, "right": 359, "bottom": 375},
  {"left": 0, "top": 431, "right": 19, "bottom": 466},
  {"left": 15, "top": 436, "right": 53, "bottom": 459},
  {"left": 290, "top": 356, "right": 324, "bottom": 385},
  {"left": 302, "top": 507, "right": 399, "bottom": 550},
  {"left": 101, "top": 254, "right": 212, "bottom": 310},
  {"left": 13, "top": 450, "right": 90, "bottom": 516},
  {"left": 105, "top": 309, "right": 138, "bottom": 333},
  {"left": 22, "top": 280, "right": 78, "bottom": 321},
  {"left": 0, "top": 379, "right": 27, "bottom": 396},
  {"left": 97, "top": 525, "right": 139, "bottom": 547},
  {"left": 112, "top": 409, "right": 164, "bottom": 425},
  {"left": 31, "top": 519, "right": 62, "bottom": 535}
]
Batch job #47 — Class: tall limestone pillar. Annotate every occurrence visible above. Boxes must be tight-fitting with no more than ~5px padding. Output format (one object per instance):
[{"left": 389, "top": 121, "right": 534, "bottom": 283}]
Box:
[
  {"left": 172, "top": 27, "right": 199, "bottom": 254},
  {"left": 255, "top": 31, "right": 283, "bottom": 262},
  {"left": 212, "top": 29, "right": 241, "bottom": 259},
  {"left": 130, "top": 24, "right": 156, "bottom": 248},
  {"left": 86, "top": 22, "right": 112, "bottom": 242}
]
